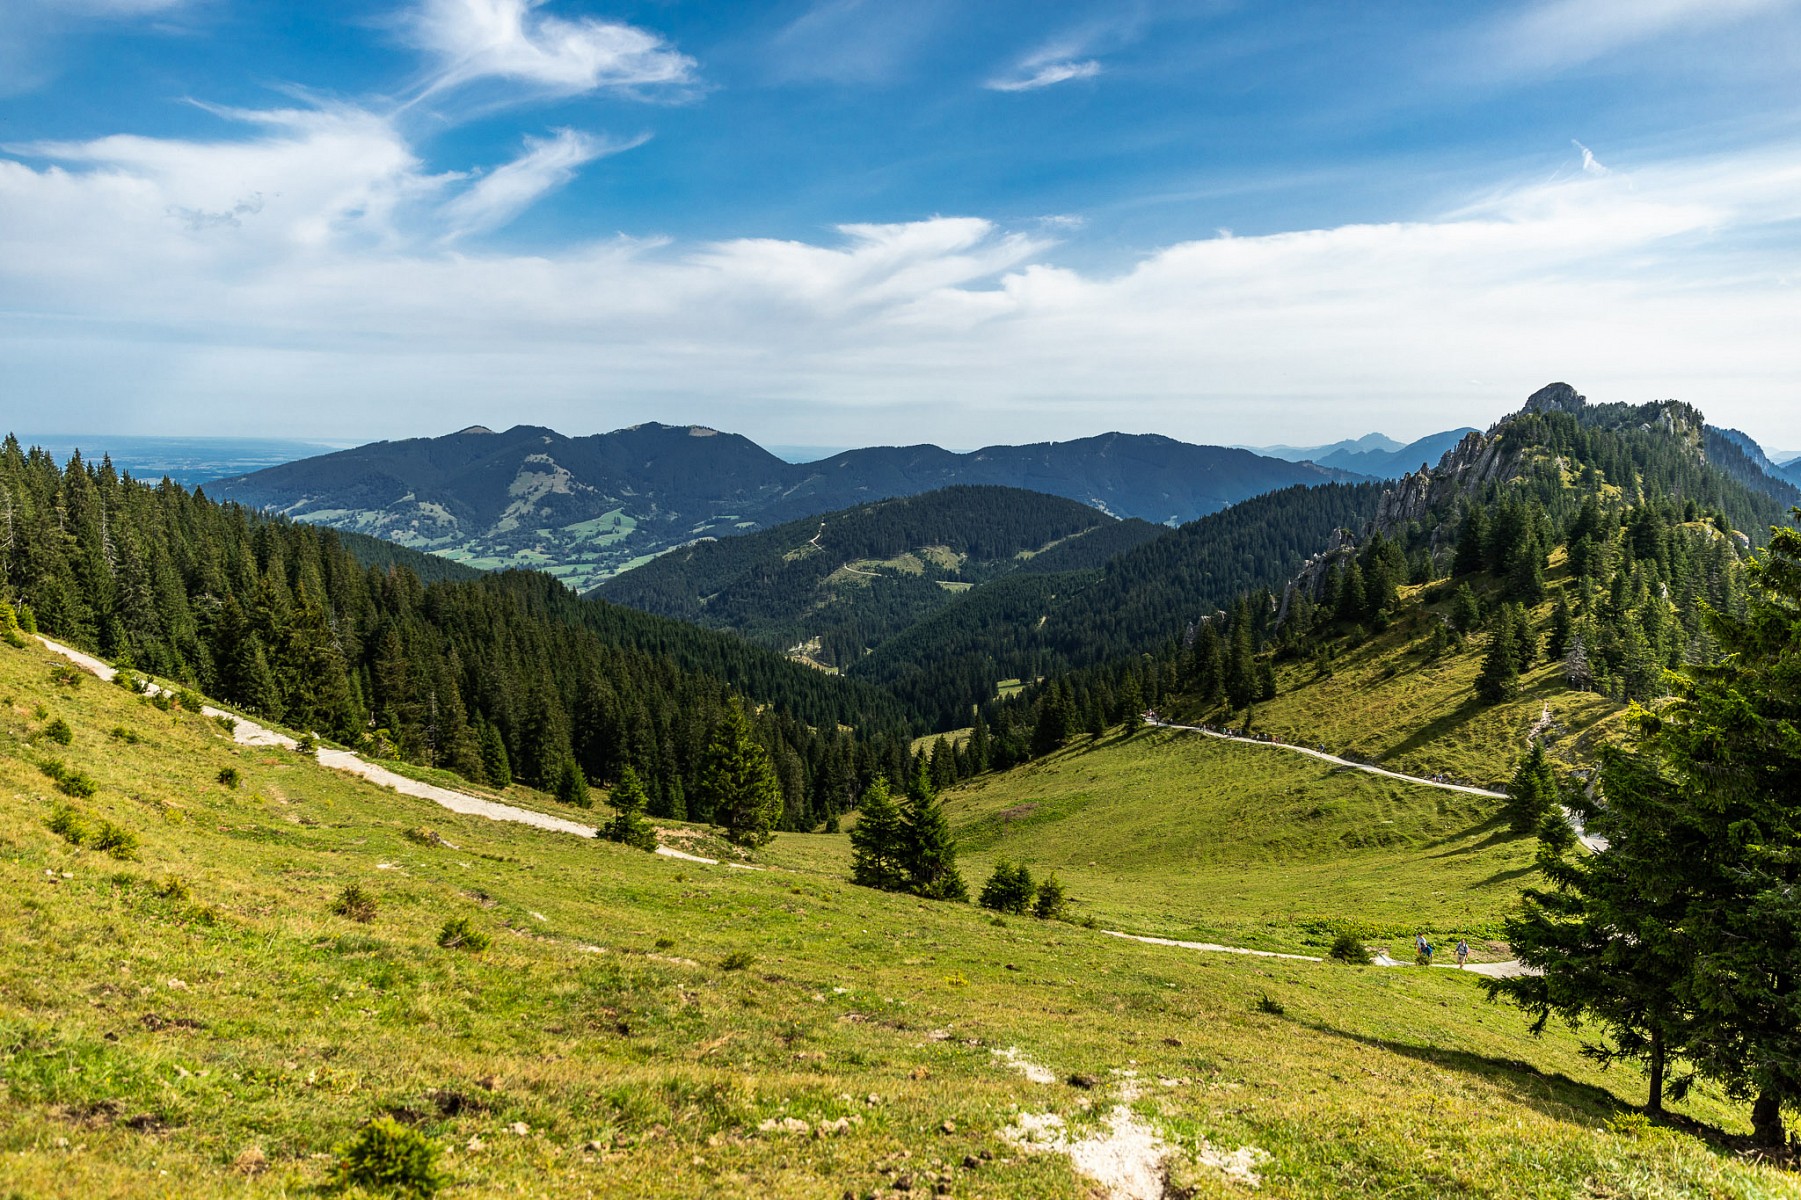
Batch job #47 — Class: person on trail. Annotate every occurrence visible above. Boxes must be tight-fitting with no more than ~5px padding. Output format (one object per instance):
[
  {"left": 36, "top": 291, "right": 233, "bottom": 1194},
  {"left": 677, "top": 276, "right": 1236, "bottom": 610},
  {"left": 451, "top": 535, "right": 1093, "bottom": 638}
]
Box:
[
  {"left": 1415, "top": 933, "right": 1433, "bottom": 964},
  {"left": 1455, "top": 940, "right": 1470, "bottom": 969}
]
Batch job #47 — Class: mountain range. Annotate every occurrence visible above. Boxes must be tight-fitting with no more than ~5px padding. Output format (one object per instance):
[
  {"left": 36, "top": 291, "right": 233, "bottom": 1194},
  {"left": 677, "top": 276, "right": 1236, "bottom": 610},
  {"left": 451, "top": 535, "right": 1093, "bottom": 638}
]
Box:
[
  {"left": 206, "top": 424, "right": 1358, "bottom": 590},
  {"left": 1245, "top": 427, "right": 1479, "bottom": 477}
]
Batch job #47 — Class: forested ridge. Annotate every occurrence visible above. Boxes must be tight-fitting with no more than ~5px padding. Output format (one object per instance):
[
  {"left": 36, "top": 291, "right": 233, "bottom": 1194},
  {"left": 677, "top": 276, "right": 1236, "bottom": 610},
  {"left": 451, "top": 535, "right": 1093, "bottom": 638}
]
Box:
[
  {"left": 850, "top": 481, "right": 1388, "bottom": 729},
  {"left": 597, "top": 486, "right": 1154, "bottom": 669},
  {"left": 0, "top": 436, "right": 913, "bottom": 832}
]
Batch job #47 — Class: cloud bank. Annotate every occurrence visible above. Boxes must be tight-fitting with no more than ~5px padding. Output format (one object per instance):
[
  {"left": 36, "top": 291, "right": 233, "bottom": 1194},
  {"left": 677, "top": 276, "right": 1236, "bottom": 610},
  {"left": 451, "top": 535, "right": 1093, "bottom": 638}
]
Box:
[{"left": 2, "top": 104, "right": 1799, "bottom": 445}]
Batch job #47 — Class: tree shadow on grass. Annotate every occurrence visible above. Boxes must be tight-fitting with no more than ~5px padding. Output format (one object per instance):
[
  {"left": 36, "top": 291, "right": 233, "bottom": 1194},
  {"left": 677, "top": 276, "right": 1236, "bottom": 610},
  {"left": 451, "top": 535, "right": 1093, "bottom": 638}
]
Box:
[
  {"left": 1288, "top": 1015, "right": 1750, "bottom": 1155},
  {"left": 1379, "top": 695, "right": 1488, "bottom": 764},
  {"left": 1422, "top": 813, "right": 1516, "bottom": 857}
]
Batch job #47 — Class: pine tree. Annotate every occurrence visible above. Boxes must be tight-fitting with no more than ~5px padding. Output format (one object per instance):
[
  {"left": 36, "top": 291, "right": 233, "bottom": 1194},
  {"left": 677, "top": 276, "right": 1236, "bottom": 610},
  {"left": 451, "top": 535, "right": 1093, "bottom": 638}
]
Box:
[
  {"left": 900, "top": 761, "right": 967, "bottom": 901},
  {"left": 698, "top": 699, "right": 783, "bottom": 847},
  {"left": 979, "top": 858, "right": 1035, "bottom": 914},
  {"left": 1546, "top": 596, "right": 1573, "bottom": 660},
  {"left": 601, "top": 766, "right": 658, "bottom": 851},
  {"left": 1475, "top": 606, "right": 1521, "bottom": 705},
  {"left": 554, "top": 758, "right": 591, "bottom": 808},
  {"left": 1489, "top": 744, "right": 1696, "bottom": 1115},
  {"left": 1563, "top": 632, "right": 1594, "bottom": 692},
  {"left": 848, "top": 777, "right": 906, "bottom": 891},
  {"left": 478, "top": 722, "right": 512, "bottom": 788},
  {"left": 1448, "top": 583, "right": 1483, "bottom": 634},
  {"left": 1505, "top": 738, "right": 1556, "bottom": 836}
]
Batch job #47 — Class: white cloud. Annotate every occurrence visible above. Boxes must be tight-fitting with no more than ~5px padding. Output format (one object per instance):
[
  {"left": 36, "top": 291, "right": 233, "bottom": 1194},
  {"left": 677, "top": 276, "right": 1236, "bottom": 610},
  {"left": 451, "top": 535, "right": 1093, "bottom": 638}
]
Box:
[
  {"left": 439, "top": 128, "right": 638, "bottom": 239},
  {"left": 1573, "top": 140, "right": 1609, "bottom": 176},
  {"left": 986, "top": 57, "right": 1100, "bottom": 93},
  {"left": 1481, "top": 0, "right": 1795, "bottom": 74},
  {"left": 3, "top": 115, "right": 1801, "bottom": 446},
  {"left": 410, "top": 0, "right": 695, "bottom": 96}
]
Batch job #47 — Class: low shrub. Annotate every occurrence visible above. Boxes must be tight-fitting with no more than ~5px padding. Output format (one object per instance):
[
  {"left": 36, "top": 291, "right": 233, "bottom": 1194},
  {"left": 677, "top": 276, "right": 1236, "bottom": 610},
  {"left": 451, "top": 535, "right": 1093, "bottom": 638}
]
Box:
[
  {"left": 1254, "top": 994, "right": 1286, "bottom": 1016},
  {"left": 156, "top": 876, "right": 191, "bottom": 902},
  {"left": 149, "top": 692, "right": 174, "bottom": 712},
  {"left": 44, "top": 717, "right": 73, "bottom": 745},
  {"left": 47, "top": 804, "right": 88, "bottom": 846},
  {"left": 214, "top": 715, "right": 238, "bottom": 735},
  {"left": 175, "top": 688, "right": 205, "bottom": 713},
  {"left": 217, "top": 767, "right": 240, "bottom": 789},
  {"left": 719, "top": 950, "right": 754, "bottom": 971},
  {"left": 332, "top": 1116, "right": 443, "bottom": 1198},
  {"left": 110, "top": 726, "right": 142, "bottom": 745},
  {"left": 50, "top": 664, "right": 82, "bottom": 688},
  {"left": 296, "top": 732, "right": 317, "bottom": 756},
  {"left": 90, "top": 821, "right": 139, "bottom": 861},
  {"left": 437, "top": 916, "right": 490, "bottom": 953},
  {"left": 40, "top": 759, "right": 98, "bottom": 798},
  {"left": 1327, "top": 932, "right": 1373, "bottom": 965},
  {"left": 333, "top": 884, "right": 378, "bottom": 924}
]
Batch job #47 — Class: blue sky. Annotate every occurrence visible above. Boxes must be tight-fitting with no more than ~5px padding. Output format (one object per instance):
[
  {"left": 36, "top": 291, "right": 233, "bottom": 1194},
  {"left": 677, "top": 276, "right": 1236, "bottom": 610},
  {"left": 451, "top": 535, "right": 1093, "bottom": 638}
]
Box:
[{"left": 2, "top": 0, "right": 1799, "bottom": 450}]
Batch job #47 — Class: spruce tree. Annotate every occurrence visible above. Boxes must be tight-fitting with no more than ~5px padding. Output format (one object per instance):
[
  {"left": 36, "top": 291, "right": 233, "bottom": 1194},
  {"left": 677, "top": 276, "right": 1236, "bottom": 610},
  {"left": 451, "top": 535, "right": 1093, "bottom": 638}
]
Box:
[
  {"left": 1475, "top": 606, "right": 1521, "bottom": 705},
  {"left": 554, "top": 758, "right": 591, "bottom": 808},
  {"left": 1505, "top": 738, "right": 1556, "bottom": 836},
  {"left": 601, "top": 765, "right": 658, "bottom": 851},
  {"left": 697, "top": 699, "right": 783, "bottom": 847},
  {"left": 848, "top": 777, "right": 905, "bottom": 891},
  {"left": 979, "top": 859, "right": 1034, "bottom": 914},
  {"left": 478, "top": 723, "right": 512, "bottom": 788},
  {"left": 1490, "top": 744, "right": 1696, "bottom": 1115},
  {"left": 900, "top": 761, "right": 966, "bottom": 901}
]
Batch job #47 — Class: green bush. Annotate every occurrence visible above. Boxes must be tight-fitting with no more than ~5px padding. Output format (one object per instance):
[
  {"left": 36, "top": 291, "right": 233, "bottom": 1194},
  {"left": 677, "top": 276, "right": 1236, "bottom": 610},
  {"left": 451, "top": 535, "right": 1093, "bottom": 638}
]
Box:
[
  {"left": 50, "top": 664, "right": 82, "bottom": 688},
  {"left": 90, "top": 821, "right": 139, "bottom": 861},
  {"left": 156, "top": 876, "right": 191, "bottom": 902},
  {"left": 1254, "top": 994, "right": 1286, "bottom": 1016},
  {"left": 217, "top": 767, "right": 240, "bottom": 788},
  {"left": 1032, "top": 873, "right": 1067, "bottom": 920},
  {"left": 1327, "top": 932, "right": 1373, "bottom": 965},
  {"left": 720, "top": 950, "right": 755, "bottom": 971},
  {"left": 40, "top": 759, "right": 97, "bottom": 798},
  {"left": 214, "top": 714, "right": 238, "bottom": 735},
  {"left": 47, "top": 804, "right": 88, "bottom": 846},
  {"left": 296, "top": 732, "right": 317, "bottom": 756},
  {"left": 110, "top": 726, "right": 142, "bottom": 745},
  {"left": 175, "top": 688, "right": 205, "bottom": 713},
  {"left": 332, "top": 1116, "right": 443, "bottom": 1197},
  {"left": 978, "top": 858, "right": 1035, "bottom": 915},
  {"left": 44, "top": 717, "right": 73, "bottom": 745},
  {"left": 332, "top": 884, "right": 377, "bottom": 923},
  {"left": 149, "top": 691, "right": 174, "bottom": 712},
  {"left": 437, "top": 916, "right": 490, "bottom": 953}
]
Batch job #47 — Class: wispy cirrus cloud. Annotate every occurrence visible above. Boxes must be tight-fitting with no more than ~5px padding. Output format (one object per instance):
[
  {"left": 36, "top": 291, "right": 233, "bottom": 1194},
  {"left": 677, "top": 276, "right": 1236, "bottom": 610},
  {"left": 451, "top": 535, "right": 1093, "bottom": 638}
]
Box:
[
  {"left": 985, "top": 55, "right": 1100, "bottom": 93},
  {"left": 439, "top": 127, "right": 642, "bottom": 239},
  {"left": 1479, "top": 0, "right": 1796, "bottom": 75},
  {"left": 409, "top": 0, "right": 696, "bottom": 97}
]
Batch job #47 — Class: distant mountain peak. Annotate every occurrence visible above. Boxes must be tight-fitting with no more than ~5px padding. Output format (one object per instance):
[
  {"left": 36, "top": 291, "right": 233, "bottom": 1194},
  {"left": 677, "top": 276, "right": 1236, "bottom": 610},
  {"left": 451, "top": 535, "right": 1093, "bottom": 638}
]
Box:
[
  {"left": 1522, "top": 381, "right": 1586, "bottom": 415},
  {"left": 455, "top": 425, "right": 495, "bottom": 435}
]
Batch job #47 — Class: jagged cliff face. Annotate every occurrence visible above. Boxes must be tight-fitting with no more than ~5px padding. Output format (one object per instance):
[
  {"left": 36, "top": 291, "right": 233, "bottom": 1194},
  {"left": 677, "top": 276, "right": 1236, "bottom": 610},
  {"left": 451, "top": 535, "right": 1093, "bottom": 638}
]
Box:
[{"left": 1278, "top": 381, "right": 1707, "bottom": 617}]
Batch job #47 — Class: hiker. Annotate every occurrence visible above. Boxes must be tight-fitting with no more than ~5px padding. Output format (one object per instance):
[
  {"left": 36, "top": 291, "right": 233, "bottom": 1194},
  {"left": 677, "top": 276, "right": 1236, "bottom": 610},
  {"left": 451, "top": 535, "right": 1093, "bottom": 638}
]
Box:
[
  {"left": 1415, "top": 933, "right": 1433, "bottom": 964},
  {"left": 1455, "top": 939, "right": 1470, "bottom": 969}
]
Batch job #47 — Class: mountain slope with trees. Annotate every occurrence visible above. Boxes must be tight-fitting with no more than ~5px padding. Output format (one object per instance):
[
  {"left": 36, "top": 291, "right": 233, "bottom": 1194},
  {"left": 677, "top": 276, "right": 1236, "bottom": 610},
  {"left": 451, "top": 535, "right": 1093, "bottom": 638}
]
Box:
[
  {"left": 206, "top": 423, "right": 1358, "bottom": 589},
  {"left": 0, "top": 436, "right": 915, "bottom": 833},
  {"left": 597, "top": 486, "right": 1160, "bottom": 669}
]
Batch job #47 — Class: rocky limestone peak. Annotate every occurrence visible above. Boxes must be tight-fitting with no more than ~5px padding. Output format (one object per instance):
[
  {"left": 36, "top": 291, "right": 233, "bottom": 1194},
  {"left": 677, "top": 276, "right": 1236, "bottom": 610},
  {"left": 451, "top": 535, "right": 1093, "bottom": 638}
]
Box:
[{"left": 1522, "top": 382, "right": 1585, "bottom": 415}]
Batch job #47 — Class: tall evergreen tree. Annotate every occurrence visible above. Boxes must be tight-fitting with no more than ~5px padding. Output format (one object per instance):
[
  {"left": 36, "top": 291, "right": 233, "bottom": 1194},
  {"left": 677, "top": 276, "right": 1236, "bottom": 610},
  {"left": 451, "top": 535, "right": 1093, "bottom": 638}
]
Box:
[
  {"left": 697, "top": 699, "right": 784, "bottom": 847},
  {"left": 848, "top": 777, "right": 906, "bottom": 891},
  {"left": 900, "top": 761, "right": 967, "bottom": 901},
  {"left": 1475, "top": 606, "right": 1521, "bottom": 705},
  {"left": 601, "top": 766, "right": 658, "bottom": 851},
  {"left": 1505, "top": 738, "right": 1557, "bottom": 836}
]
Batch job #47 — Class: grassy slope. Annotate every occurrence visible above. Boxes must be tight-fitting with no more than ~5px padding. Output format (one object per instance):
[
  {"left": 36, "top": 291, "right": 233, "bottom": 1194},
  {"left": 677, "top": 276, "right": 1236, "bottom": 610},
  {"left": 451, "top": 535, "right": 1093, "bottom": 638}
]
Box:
[
  {"left": 0, "top": 640, "right": 1788, "bottom": 1198},
  {"left": 941, "top": 728, "right": 1536, "bottom": 954},
  {"left": 1189, "top": 566, "right": 1624, "bottom": 792}
]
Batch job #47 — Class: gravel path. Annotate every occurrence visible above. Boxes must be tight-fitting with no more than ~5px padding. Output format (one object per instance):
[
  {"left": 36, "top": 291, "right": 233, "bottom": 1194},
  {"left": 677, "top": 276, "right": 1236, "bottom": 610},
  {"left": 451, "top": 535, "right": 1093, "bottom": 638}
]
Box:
[{"left": 36, "top": 636, "right": 751, "bottom": 865}]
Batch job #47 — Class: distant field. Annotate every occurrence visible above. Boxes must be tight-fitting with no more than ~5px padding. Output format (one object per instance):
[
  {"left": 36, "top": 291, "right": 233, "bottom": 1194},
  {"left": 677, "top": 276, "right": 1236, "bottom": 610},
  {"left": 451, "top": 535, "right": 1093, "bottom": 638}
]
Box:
[{"left": 939, "top": 727, "right": 1535, "bottom": 953}]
